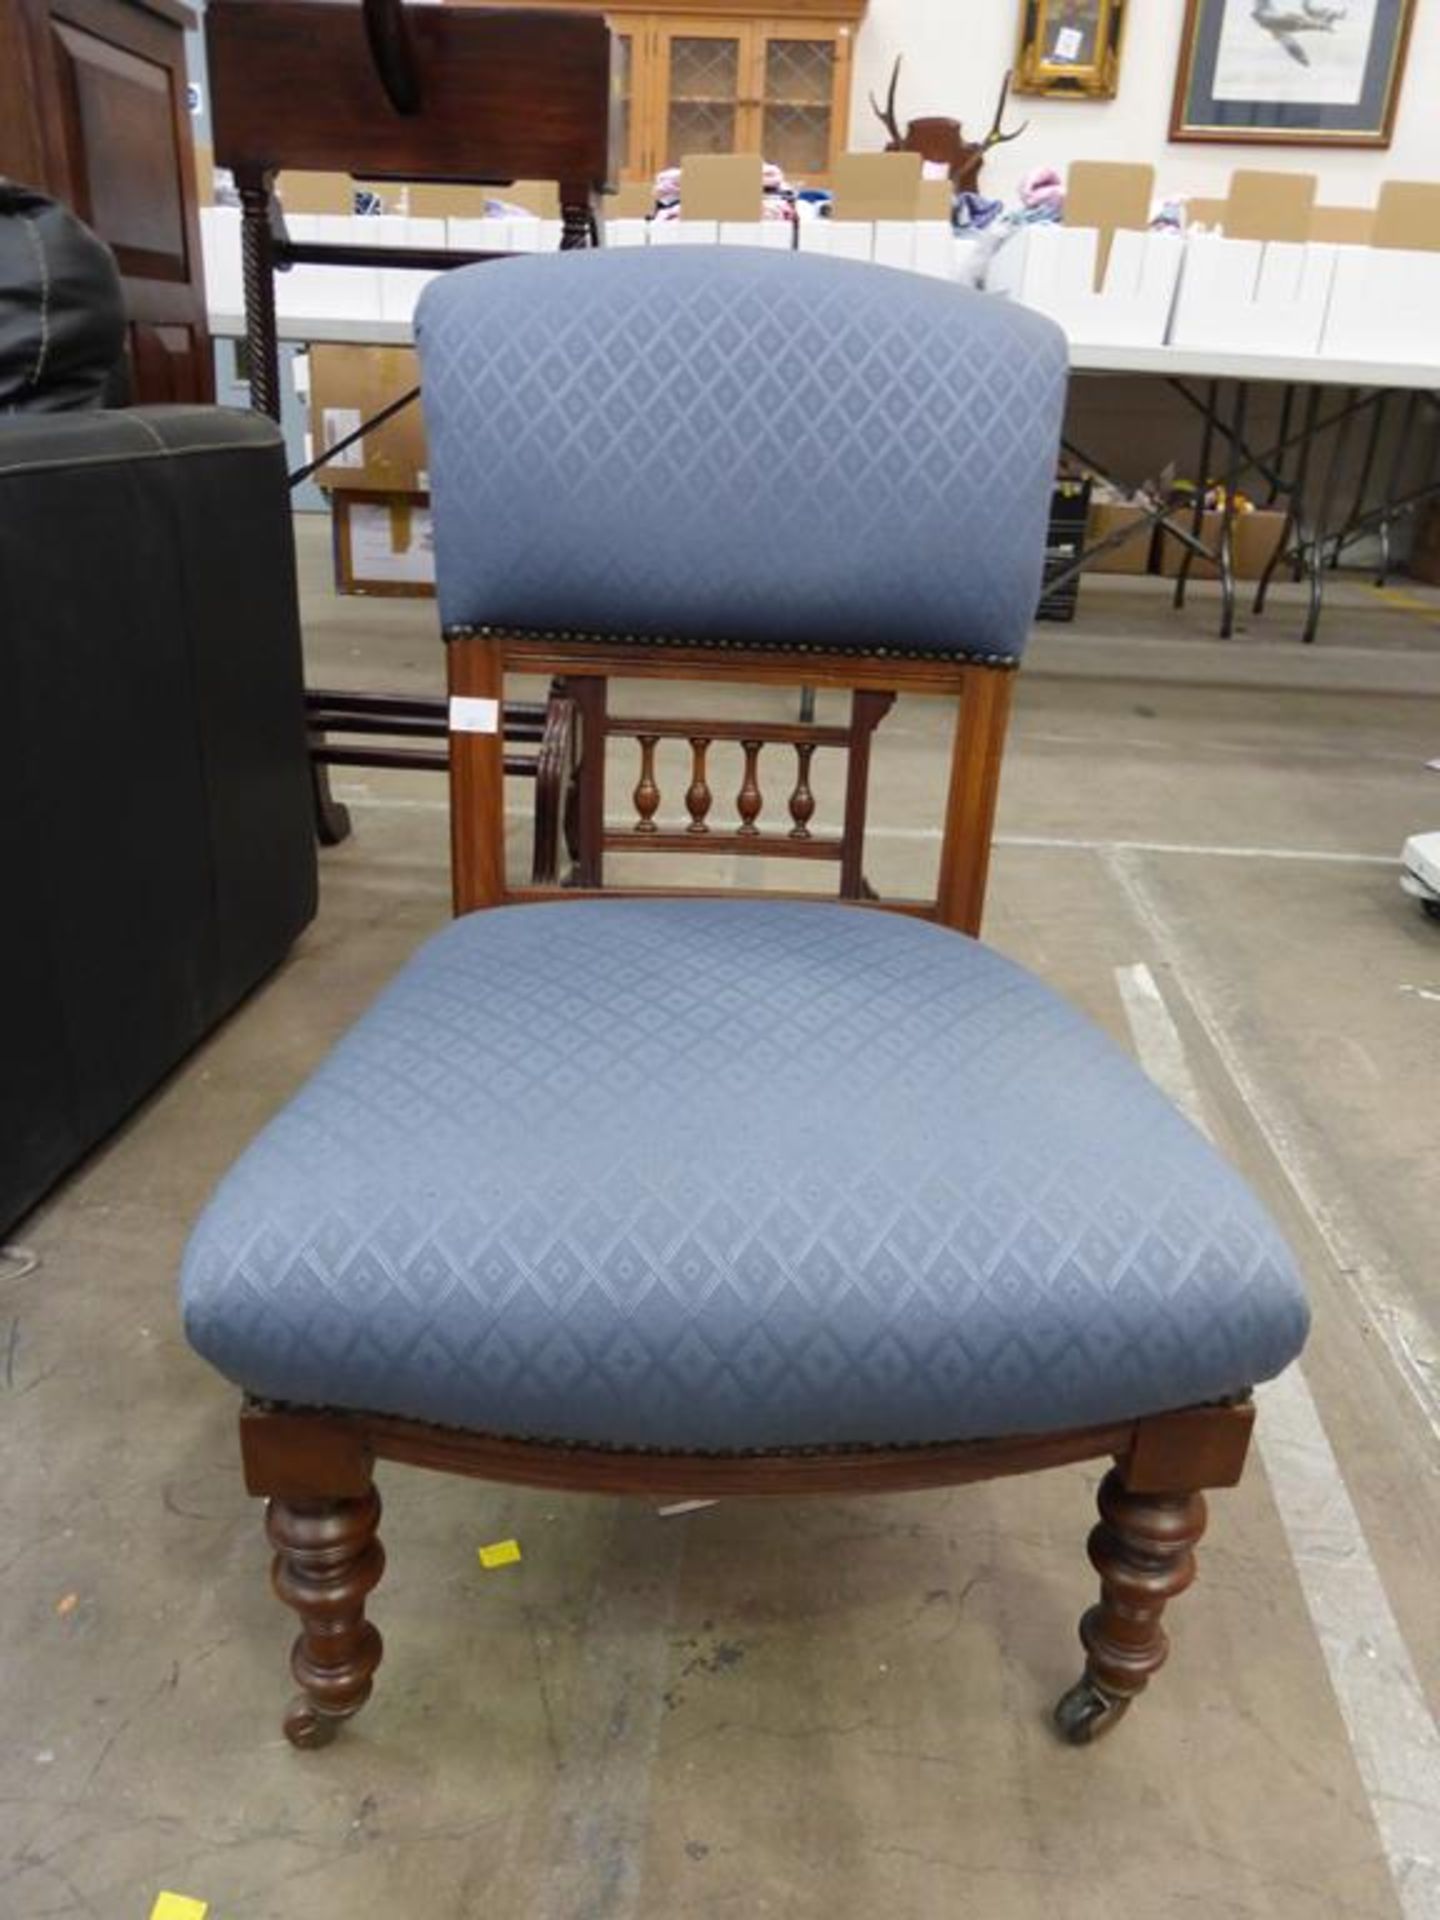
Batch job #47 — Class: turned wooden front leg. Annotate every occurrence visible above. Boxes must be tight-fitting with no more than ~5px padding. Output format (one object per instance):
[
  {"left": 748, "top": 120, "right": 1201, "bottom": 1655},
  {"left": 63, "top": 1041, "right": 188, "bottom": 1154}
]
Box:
[
  {"left": 266, "top": 1489, "right": 385, "bottom": 1749},
  {"left": 1055, "top": 1468, "right": 1207, "bottom": 1745}
]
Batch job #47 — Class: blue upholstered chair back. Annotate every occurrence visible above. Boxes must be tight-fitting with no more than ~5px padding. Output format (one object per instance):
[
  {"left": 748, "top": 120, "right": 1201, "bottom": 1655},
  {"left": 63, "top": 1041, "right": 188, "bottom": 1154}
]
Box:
[{"left": 415, "top": 248, "right": 1068, "bottom": 660}]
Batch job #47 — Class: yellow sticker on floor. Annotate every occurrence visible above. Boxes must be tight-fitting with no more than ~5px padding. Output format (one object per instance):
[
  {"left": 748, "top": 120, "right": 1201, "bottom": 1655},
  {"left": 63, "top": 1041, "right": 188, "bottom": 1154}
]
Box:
[
  {"left": 150, "top": 1896, "right": 209, "bottom": 1920},
  {"left": 477, "top": 1539, "right": 522, "bottom": 1570}
]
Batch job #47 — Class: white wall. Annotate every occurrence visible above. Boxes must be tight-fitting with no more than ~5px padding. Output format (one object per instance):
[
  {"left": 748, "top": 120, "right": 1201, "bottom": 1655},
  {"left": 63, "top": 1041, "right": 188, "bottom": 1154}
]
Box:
[{"left": 851, "top": 0, "right": 1440, "bottom": 208}]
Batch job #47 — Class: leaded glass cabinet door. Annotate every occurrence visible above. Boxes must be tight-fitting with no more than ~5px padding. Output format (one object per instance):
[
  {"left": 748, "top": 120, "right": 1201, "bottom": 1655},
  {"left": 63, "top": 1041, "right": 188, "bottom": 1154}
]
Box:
[
  {"left": 759, "top": 30, "right": 832, "bottom": 181},
  {"left": 656, "top": 21, "right": 752, "bottom": 168},
  {"left": 757, "top": 20, "right": 852, "bottom": 184}
]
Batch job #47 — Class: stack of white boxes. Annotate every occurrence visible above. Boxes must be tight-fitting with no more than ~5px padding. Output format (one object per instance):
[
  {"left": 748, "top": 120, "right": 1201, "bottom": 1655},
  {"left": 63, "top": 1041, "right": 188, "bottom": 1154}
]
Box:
[
  {"left": 199, "top": 168, "right": 1440, "bottom": 380},
  {"left": 987, "top": 225, "right": 1183, "bottom": 348},
  {"left": 1169, "top": 235, "right": 1342, "bottom": 355}
]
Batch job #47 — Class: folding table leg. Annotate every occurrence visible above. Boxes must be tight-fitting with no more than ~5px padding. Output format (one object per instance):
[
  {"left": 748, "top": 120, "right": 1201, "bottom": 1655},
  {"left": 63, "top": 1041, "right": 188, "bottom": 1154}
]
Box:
[
  {"left": 1216, "top": 381, "right": 1246, "bottom": 641},
  {"left": 1173, "top": 380, "right": 1219, "bottom": 614}
]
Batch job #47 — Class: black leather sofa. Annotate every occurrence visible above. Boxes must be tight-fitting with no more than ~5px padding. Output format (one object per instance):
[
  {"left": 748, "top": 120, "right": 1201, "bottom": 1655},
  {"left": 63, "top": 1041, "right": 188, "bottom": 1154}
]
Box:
[{"left": 0, "top": 405, "right": 317, "bottom": 1235}]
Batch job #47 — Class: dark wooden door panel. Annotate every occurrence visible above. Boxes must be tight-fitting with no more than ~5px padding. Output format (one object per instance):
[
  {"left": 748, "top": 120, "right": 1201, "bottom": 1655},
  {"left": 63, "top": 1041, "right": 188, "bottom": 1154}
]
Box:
[
  {"left": 130, "top": 319, "right": 208, "bottom": 400},
  {"left": 0, "top": 3, "right": 55, "bottom": 185},
  {"left": 0, "top": 0, "right": 211, "bottom": 404},
  {"left": 51, "top": 17, "right": 190, "bottom": 280}
]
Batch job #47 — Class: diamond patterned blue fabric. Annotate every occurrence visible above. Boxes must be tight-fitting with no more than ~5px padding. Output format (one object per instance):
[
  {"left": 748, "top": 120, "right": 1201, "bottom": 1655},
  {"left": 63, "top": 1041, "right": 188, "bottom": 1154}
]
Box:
[
  {"left": 181, "top": 902, "right": 1308, "bottom": 1449},
  {"left": 415, "top": 248, "right": 1067, "bottom": 659}
]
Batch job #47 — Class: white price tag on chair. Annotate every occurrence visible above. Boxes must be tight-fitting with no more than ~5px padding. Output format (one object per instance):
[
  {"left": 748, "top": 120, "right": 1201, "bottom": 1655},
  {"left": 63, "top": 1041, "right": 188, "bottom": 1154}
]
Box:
[{"left": 449, "top": 696, "right": 500, "bottom": 734}]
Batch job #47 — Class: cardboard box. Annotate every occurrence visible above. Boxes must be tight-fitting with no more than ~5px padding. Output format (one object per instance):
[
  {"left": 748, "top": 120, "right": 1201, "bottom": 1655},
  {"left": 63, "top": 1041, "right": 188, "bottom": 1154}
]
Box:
[
  {"left": 309, "top": 346, "right": 428, "bottom": 494},
  {"left": 606, "top": 181, "right": 655, "bottom": 219},
  {"left": 679, "top": 153, "right": 763, "bottom": 222},
  {"left": 1310, "top": 205, "right": 1374, "bottom": 245},
  {"left": 194, "top": 141, "right": 216, "bottom": 204},
  {"left": 1372, "top": 180, "right": 1440, "bottom": 250},
  {"left": 1158, "top": 509, "right": 1286, "bottom": 581},
  {"left": 1067, "top": 160, "right": 1153, "bottom": 280},
  {"left": 830, "top": 151, "right": 922, "bottom": 222},
  {"left": 1232, "top": 511, "right": 1286, "bottom": 582},
  {"left": 987, "top": 158, "right": 1185, "bottom": 345},
  {"left": 1223, "top": 169, "right": 1316, "bottom": 243},
  {"left": 331, "top": 491, "right": 435, "bottom": 597},
  {"left": 1084, "top": 502, "right": 1153, "bottom": 574},
  {"left": 278, "top": 170, "right": 355, "bottom": 215}
]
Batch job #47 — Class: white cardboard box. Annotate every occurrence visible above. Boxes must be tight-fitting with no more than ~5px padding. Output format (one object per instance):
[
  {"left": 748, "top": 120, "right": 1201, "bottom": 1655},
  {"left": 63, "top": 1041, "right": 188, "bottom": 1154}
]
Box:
[
  {"left": 872, "top": 221, "right": 916, "bottom": 271},
  {"left": 200, "top": 206, "right": 243, "bottom": 315},
  {"left": 649, "top": 220, "right": 720, "bottom": 245},
  {"left": 912, "top": 223, "right": 956, "bottom": 279},
  {"left": 201, "top": 207, "right": 386, "bottom": 329},
  {"left": 447, "top": 217, "right": 515, "bottom": 252},
  {"left": 718, "top": 221, "right": 792, "bottom": 249},
  {"left": 603, "top": 218, "right": 651, "bottom": 248},
  {"left": 445, "top": 215, "right": 568, "bottom": 254},
  {"left": 821, "top": 221, "right": 875, "bottom": 262},
  {"left": 1170, "top": 233, "right": 1341, "bottom": 354},
  {"left": 988, "top": 225, "right": 1182, "bottom": 347},
  {"left": 274, "top": 215, "right": 383, "bottom": 324},
  {"left": 355, "top": 214, "right": 446, "bottom": 252},
  {"left": 1321, "top": 245, "right": 1440, "bottom": 363},
  {"left": 377, "top": 267, "right": 439, "bottom": 325}
]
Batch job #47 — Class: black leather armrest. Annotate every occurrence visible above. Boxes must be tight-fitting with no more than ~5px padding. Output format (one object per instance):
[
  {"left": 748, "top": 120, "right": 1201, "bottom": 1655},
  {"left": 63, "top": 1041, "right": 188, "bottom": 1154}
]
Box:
[{"left": 0, "top": 405, "right": 316, "bottom": 1231}]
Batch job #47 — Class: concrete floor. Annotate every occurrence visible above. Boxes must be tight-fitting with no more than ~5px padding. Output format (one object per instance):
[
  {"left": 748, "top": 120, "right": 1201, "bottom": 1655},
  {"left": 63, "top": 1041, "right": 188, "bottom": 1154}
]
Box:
[{"left": 4, "top": 525, "right": 1439, "bottom": 1919}]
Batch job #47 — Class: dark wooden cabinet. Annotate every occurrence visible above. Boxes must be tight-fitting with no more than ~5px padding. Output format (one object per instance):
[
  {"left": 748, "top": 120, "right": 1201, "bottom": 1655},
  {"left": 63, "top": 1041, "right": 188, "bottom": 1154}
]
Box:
[{"left": 0, "top": 0, "right": 212, "bottom": 401}]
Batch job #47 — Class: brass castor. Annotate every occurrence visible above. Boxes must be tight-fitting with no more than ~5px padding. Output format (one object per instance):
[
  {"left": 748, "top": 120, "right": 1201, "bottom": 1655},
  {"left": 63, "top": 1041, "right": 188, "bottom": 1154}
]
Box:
[
  {"left": 1053, "top": 1677, "right": 1131, "bottom": 1746},
  {"left": 283, "top": 1697, "right": 344, "bottom": 1750}
]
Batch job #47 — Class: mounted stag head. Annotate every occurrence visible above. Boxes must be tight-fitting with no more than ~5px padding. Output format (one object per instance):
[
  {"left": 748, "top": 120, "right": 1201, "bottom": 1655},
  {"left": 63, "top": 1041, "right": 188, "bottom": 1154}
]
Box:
[{"left": 869, "top": 57, "right": 1028, "bottom": 196}]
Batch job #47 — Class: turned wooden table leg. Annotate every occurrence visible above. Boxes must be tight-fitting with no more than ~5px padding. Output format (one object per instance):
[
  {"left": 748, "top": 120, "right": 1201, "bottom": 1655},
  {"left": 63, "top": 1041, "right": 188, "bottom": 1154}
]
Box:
[
  {"left": 1054, "top": 1467, "right": 1206, "bottom": 1745},
  {"left": 266, "top": 1488, "right": 385, "bottom": 1748}
]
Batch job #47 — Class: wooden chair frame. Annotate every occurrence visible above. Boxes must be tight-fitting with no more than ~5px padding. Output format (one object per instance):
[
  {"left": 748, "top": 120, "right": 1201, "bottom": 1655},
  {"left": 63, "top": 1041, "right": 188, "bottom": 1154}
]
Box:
[
  {"left": 239, "top": 630, "right": 1259, "bottom": 1750},
  {"left": 561, "top": 675, "right": 897, "bottom": 898}
]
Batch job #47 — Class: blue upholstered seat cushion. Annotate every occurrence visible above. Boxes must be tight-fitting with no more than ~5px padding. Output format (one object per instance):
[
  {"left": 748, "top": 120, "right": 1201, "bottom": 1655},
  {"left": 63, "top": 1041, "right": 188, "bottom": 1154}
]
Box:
[
  {"left": 415, "top": 249, "right": 1067, "bottom": 661},
  {"left": 181, "top": 902, "right": 1307, "bottom": 1450}
]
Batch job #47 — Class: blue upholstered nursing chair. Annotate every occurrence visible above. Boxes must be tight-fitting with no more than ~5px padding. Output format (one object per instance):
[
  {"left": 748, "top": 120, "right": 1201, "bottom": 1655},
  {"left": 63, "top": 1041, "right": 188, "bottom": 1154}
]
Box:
[{"left": 180, "top": 248, "right": 1308, "bottom": 1749}]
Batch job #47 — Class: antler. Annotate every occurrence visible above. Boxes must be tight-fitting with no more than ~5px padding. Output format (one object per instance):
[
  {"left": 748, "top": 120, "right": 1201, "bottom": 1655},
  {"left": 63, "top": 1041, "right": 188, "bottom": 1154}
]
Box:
[
  {"left": 868, "top": 55, "right": 904, "bottom": 146},
  {"left": 982, "top": 68, "right": 1028, "bottom": 150}
]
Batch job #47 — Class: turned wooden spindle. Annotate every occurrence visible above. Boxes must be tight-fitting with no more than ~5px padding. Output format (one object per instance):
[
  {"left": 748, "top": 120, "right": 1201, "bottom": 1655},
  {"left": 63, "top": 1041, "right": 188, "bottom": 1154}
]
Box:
[
  {"left": 633, "top": 734, "right": 661, "bottom": 833},
  {"left": 267, "top": 1489, "right": 386, "bottom": 1748},
  {"left": 1053, "top": 1468, "right": 1207, "bottom": 1745},
  {"left": 736, "top": 739, "right": 763, "bottom": 836},
  {"left": 685, "top": 737, "right": 713, "bottom": 834},
  {"left": 788, "top": 742, "right": 817, "bottom": 840}
]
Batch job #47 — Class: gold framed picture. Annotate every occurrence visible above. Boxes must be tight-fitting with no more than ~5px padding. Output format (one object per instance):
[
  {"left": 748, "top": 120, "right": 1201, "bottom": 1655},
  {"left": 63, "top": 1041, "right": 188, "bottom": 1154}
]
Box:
[{"left": 1014, "top": 0, "right": 1127, "bottom": 99}]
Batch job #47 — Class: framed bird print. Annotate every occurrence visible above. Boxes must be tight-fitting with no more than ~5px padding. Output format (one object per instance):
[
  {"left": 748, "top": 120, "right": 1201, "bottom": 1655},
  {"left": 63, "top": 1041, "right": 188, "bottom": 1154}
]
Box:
[{"left": 1171, "top": 0, "right": 1416, "bottom": 144}]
